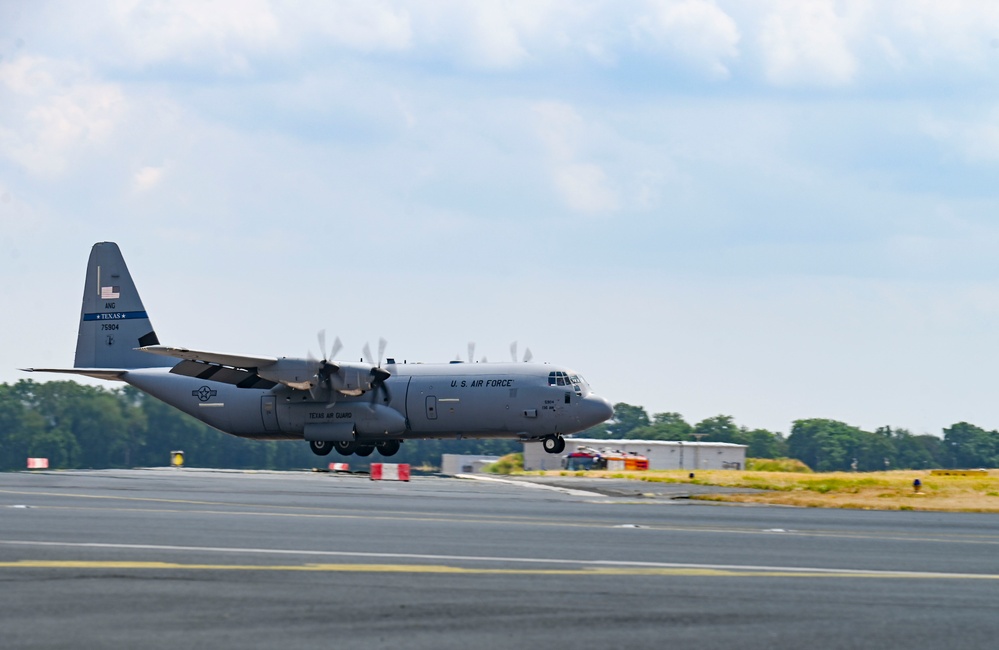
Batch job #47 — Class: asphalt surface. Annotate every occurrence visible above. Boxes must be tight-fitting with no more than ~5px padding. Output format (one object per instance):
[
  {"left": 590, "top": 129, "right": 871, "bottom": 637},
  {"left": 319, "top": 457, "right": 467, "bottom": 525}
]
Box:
[{"left": 2, "top": 468, "right": 999, "bottom": 649}]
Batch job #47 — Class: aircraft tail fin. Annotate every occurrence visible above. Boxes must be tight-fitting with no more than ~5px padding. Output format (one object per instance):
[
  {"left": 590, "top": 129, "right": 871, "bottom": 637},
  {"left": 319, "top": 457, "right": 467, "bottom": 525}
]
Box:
[{"left": 73, "top": 242, "right": 175, "bottom": 370}]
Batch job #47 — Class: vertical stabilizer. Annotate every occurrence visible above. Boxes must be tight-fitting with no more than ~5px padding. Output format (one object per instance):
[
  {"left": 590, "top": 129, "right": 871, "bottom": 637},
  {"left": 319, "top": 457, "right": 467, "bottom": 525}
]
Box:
[{"left": 74, "top": 242, "right": 175, "bottom": 369}]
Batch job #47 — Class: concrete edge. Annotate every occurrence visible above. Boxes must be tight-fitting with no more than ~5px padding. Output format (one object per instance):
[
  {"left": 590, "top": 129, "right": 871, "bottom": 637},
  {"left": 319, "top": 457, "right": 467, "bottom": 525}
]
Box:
[{"left": 455, "top": 473, "right": 606, "bottom": 498}]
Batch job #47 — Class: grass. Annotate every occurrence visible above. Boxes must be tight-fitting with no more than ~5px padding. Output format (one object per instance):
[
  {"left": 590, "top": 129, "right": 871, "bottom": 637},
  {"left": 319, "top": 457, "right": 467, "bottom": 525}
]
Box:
[
  {"left": 525, "top": 468, "right": 999, "bottom": 512},
  {"left": 483, "top": 452, "right": 523, "bottom": 475}
]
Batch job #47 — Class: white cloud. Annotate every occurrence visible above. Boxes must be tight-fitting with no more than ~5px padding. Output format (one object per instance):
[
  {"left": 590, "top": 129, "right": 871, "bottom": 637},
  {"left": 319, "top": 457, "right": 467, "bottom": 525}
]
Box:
[
  {"left": 0, "top": 56, "right": 125, "bottom": 176},
  {"left": 888, "top": 0, "right": 999, "bottom": 68},
  {"left": 297, "top": 0, "right": 412, "bottom": 52},
  {"left": 404, "top": 0, "right": 564, "bottom": 70},
  {"left": 633, "top": 0, "right": 740, "bottom": 79},
  {"left": 919, "top": 107, "right": 999, "bottom": 163},
  {"left": 758, "top": 0, "right": 859, "bottom": 86},
  {"left": 533, "top": 101, "right": 619, "bottom": 214},
  {"left": 133, "top": 165, "right": 166, "bottom": 192},
  {"left": 105, "top": 0, "right": 281, "bottom": 72},
  {"left": 555, "top": 163, "right": 619, "bottom": 213}
]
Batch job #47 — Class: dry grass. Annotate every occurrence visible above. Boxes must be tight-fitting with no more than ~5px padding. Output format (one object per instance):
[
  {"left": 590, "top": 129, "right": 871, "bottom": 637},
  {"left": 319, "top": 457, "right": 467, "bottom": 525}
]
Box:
[{"left": 533, "top": 469, "right": 999, "bottom": 512}]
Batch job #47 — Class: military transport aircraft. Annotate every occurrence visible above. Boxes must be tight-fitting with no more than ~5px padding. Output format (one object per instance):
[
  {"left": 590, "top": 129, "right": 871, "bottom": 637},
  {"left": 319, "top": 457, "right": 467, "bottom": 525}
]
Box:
[{"left": 24, "top": 242, "right": 614, "bottom": 458}]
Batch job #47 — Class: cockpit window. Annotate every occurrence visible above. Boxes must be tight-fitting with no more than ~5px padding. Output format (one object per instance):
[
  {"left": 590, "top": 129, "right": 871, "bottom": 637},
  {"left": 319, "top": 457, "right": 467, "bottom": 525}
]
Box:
[{"left": 550, "top": 371, "right": 584, "bottom": 389}]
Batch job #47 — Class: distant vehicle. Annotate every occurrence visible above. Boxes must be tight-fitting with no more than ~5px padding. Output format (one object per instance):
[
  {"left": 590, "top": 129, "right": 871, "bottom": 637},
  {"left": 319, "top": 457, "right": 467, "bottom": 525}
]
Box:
[
  {"left": 563, "top": 447, "right": 607, "bottom": 470},
  {"left": 25, "top": 242, "right": 614, "bottom": 458},
  {"left": 562, "top": 446, "right": 648, "bottom": 471}
]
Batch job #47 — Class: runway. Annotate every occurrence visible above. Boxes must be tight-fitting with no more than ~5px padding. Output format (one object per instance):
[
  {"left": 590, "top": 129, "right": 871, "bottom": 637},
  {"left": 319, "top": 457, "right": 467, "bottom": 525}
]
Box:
[{"left": 2, "top": 469, "right": 999, "bottom": 649}]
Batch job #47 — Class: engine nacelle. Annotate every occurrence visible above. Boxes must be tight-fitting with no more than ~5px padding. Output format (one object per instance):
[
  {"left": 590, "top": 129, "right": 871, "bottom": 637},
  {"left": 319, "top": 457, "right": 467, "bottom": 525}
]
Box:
[
  {"left": 256, "top": 358, "right": 319, "bottom": 390},
  {"left": 326, "top": 362, "right": 376, "bottom": 396},
  {"left": 257, "top": 358, "right": 382, "bottom": 397}
]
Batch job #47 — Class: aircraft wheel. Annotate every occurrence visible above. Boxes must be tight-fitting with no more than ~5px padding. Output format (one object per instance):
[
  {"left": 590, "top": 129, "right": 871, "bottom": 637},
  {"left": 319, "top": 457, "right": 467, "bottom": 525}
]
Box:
[
  {"left": 310, "top": 440, "right": 334, "bottom": 456},
  {"left": 334, "top": 440, "right": 357, "bottom": 456},
  {"left": 354, "top": 445, "right": 375, "bottom": 457},
  {"left": 553, "top": 436, "right": 566, "bottom": 454},
  {"left": 542, "top": 436, "right": 560, "bottom": 454},
  {"left": 377, "top": 440, "right": 401, "bottom": 457}
]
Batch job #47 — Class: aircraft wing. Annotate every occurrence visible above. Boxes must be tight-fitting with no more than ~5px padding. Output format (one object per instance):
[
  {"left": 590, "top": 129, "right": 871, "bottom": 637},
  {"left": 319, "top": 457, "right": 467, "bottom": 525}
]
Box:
[
  {"left": 138, "top": 346, "right": 282, "bottom": 390},
  {"left": 138, "top": 346, "right": 278, "bottom": 369}
]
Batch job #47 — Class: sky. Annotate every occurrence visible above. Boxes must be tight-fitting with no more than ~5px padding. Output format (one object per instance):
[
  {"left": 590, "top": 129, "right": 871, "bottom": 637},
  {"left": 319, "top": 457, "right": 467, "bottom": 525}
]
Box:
[{"left": 3, "top": 0, "right": 999, "bottom": 437}]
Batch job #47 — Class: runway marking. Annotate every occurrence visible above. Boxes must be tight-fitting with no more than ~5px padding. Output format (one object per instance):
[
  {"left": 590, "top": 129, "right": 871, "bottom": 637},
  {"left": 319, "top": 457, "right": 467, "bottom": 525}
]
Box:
[
  {"left": 1, "top": 540, "right": 998, "bottom": 580},
  {"left": 5, "top": 489, "right": 999, "bottom": 546},
  {"left": 6, "top": 500, "right": 999, "bottom": 548},
  {"left": 1, "top": 559, "right": 998, "bottom": 579}
]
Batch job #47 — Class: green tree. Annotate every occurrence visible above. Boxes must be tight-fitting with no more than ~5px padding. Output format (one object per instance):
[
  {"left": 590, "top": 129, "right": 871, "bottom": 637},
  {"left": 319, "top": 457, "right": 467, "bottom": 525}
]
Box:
[
  {"left": 611, "top": 403, "right": 650, "bottom": 436},
  {"left": 944, "top": 422, "right": 999, "bottom": 468},
  {"left": 627, "top": 411, "right": 692, "bottom": 440},
  {"left": 692, "top": 415, "right": 740, "bottom": 442},
  {"left": 738, "top": 427, "right": 787, "bottom": 459},
  {"left": 787, "top": 418, "right": 872, "bottom": 472}
]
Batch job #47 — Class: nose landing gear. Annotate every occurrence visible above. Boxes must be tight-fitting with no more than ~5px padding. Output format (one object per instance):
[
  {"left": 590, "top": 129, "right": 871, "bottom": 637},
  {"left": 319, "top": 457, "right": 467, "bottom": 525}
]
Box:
[{"left": 542, "top": 435, "right": 566, "bottom": 454}]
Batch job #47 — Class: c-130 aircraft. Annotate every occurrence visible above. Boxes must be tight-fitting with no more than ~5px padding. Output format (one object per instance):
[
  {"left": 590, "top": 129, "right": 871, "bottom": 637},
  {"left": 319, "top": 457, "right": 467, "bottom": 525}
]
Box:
[{"left": 25, "top": 242, "right": 614, "bottom": 458}]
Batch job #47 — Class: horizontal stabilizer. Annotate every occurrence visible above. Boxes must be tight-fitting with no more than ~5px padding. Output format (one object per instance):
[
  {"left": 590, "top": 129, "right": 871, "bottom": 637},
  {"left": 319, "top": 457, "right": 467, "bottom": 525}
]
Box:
[
  {"left": 139, "top": 345, "right": 278, "bottom": 369},
  {"left": 21, "top": 367, "right": 129, "bottom": 381}
]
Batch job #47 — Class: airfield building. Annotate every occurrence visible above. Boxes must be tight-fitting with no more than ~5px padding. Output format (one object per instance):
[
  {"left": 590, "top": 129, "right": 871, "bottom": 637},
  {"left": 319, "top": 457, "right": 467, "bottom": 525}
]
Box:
[
  {"left": 523, "top": 438, "right": 747, "bottom": 472},
  {"left": 441, "top": 454, "right": 501, "bottom": 475}
]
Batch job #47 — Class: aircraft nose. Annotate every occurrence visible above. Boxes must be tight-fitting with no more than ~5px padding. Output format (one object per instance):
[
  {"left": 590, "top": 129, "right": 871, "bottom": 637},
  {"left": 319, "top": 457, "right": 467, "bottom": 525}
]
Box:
[{"left": 580, "top": 394, "right": 614, "bottom": 427}]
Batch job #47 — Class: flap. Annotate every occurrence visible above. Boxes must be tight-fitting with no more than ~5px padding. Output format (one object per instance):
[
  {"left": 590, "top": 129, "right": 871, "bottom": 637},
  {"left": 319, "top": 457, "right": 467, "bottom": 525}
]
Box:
[{"left": 170, "top": 359, "right": 277, "bottom": 389}]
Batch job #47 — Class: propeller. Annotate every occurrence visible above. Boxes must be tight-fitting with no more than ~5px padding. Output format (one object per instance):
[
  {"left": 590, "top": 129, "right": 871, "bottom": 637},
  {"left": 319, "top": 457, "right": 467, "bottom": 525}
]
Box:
[
  {"left": 312, "top": 330, "right": 343, "bottom": 406},
  {"left": 468, "top": 342, "right": 475, "bottom": 363},
  {"left": 510, "top": 341, "right": 533, "bottom": 363},
  {"left": 363, "top": 337, "right": 391, "bottom": 408}
]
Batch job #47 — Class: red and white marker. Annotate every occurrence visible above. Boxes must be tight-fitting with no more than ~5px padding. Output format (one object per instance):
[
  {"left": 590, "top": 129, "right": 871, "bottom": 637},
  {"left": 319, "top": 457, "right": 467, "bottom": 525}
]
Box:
[
  {"left": 328, "top": 462, "right": 350, "bottom": 472},
  {"left": 26, "top": 458, "right": 49, "bottom": 469},
  {"left": 370, "top": 463, "right": 410, "bottom": 482}
]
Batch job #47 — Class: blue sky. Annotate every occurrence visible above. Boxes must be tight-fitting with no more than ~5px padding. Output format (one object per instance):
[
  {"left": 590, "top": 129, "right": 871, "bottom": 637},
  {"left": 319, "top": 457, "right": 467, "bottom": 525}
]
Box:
[{"left": 3, "top": 1, "right": 999, "bottom": 436}]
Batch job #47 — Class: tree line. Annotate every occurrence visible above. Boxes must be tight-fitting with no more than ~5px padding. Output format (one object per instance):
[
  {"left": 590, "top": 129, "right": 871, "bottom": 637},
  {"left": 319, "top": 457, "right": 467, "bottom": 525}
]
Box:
[
  {"left": 2, "top": 380, "right": 998, "bottom": 472},
  {"left": 585, "top": 403, "right": 999, "bottom": 471},
  {"left": 0, "top": 380, "right": 517, "bottom": 472}
]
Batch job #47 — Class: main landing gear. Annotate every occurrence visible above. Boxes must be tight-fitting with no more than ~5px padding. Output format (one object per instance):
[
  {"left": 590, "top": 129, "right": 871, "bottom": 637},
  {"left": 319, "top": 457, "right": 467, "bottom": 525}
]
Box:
[
  {"left": 310, "top": 440, "right": 333, "bottom": 456},
  {"left": 542, "top": 435, "right": 566, "bottom": 454},
  {"left": 308, "top": 439, "right": 402, "bottom": 457}
]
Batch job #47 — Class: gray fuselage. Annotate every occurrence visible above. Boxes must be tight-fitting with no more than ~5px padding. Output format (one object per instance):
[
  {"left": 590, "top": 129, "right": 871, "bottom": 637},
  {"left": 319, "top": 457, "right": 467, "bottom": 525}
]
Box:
[{"left": 124, "top": 360, "right": 613, "bottom": 444}]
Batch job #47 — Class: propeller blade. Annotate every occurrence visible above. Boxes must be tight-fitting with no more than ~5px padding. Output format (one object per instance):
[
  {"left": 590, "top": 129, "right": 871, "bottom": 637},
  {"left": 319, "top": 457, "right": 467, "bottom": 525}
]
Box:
[
  {"left": 468, "top": 342, "right": 475, "bottom": 364},
  {"left": 362, "top": 343, "right": 373, "bottom": 365},
  {"left": 523, "top": 347, "right": 533, "bottom": 363},
  {"left": 510, "top": 341, "right": 518, "bottom": 363},
  {"left": 368, "top": 366, "right": 392, "bottom": 409},
  {"left": 330, "top": 336, "right": 342, "bottom": 360},
  {"left": 318, "top": 330, "right": 327, "bottom": 359}
]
